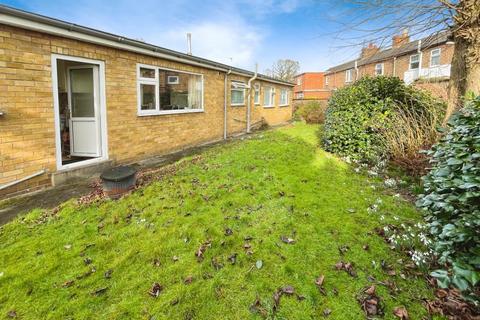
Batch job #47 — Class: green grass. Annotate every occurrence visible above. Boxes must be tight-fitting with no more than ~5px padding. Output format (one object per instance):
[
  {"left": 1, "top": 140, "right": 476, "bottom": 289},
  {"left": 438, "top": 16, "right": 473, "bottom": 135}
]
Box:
[{"left": 0, "top": 123, "right": 437, "bottom": 319}]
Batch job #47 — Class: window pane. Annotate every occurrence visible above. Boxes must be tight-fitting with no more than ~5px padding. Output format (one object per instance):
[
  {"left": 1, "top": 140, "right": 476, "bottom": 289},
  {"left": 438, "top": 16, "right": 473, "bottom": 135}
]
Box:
[
  {"left": 140, "top": 67, "right": 156, "bottom": 79},
  {"left": 264, "top": 87, "right": 271, "bottom": 105},
  {"left": 70, "top": 68, "right": 95, "bottom": 117},
  {"left": 231, "top": 89, "right": 244, "bottom": 105},
  {"left": 431, "top": 55, "right": 440, "bottom": 66},
  {"left": 140, "top": 84, "right": 156, "bottom": 110},
  {"left": 159, "top": 70, "right": 203, "bottom": 110}
]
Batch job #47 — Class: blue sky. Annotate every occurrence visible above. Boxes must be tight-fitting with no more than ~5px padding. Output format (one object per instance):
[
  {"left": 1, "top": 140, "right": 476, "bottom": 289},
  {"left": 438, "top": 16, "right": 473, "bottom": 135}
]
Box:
[{"left": 1, "top": 0, "right": 396, "bottom": 72}]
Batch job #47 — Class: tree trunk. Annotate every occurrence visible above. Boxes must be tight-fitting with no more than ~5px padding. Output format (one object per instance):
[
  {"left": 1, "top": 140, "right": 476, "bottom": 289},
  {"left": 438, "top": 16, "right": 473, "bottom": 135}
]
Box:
[{"left": 445, "top": 0, "right": 480, "bottom": 121}]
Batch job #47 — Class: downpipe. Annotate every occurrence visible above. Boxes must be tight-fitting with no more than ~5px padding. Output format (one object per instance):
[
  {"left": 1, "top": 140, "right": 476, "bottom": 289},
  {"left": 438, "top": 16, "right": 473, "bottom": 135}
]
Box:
[
  {"left": 224, "top": 69, "right": 232, "bottom": 140},
  {"left": 246, "top": 63, "right": 258, "bottom": 133}
]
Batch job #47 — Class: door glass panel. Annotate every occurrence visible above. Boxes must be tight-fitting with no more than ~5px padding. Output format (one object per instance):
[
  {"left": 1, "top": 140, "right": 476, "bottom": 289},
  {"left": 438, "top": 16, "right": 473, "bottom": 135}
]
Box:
[{"left": 70, "top": 68, "right": 94, "bottom": 117}]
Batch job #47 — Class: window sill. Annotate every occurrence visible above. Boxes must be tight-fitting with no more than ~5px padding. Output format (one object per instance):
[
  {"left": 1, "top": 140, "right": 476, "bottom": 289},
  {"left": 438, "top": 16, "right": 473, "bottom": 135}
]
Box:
[
  {"left": 279, "top": 104, "right": 289, "bottom": 107},
  {"left": 231, "top": 104, "right": 245, "bottom": 107},
  {"left": 137, "top": 109, "right": 204, "bottom": 117},
  {"left": 263, "top": 105, "right": 275, "bottom": 108}
]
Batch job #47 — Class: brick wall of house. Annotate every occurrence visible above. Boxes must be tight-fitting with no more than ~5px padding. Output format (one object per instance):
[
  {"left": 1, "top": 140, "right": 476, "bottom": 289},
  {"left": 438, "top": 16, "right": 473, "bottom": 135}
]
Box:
[
  {"left": 294, "top": 73, "right": 330, "bottom": 101},
  {"left": 0, "top": 25, "right": 292, "bottom": 197},
  {"left": 324, "top": 42, "right": 454, "bottom": 100}
]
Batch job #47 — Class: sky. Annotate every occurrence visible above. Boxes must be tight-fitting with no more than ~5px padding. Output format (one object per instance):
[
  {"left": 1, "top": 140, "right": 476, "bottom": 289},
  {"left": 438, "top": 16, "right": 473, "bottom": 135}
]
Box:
[{"left": 0, "top": 0, "right": 422, "bottom": 73}]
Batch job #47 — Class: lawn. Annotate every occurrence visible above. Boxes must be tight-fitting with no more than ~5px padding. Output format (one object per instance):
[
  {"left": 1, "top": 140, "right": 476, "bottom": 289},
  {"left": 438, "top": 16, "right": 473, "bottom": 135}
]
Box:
[{"left": 0, "top": 123, "right": 437, "bottom": 319}]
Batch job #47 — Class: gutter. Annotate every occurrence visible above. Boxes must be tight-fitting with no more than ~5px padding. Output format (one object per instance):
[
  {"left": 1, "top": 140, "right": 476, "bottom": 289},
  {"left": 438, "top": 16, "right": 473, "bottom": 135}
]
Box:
[
  {"left": 224, "top": 69, "right": 232, "bottom": 140},
  {"left": 246, "top": 64, "right": 258, "bottom": 133},
  {"left": 0, "top": 5, "right": 294, "bottom": 87}
]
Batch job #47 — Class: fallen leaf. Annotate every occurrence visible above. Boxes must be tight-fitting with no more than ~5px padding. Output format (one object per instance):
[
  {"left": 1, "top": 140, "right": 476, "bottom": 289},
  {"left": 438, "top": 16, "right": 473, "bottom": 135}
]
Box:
[
  {"left": 172, "top": 256, "right": 179, "bottom": 262},
  {"left": 250, "top": 296, "right": 267, "bottom": 317},
  {"left": 323, "top": 308, "right": 332, "bottom": 317},
  {"left": 243, "top": 243, "right": 252, "bottom": 249},
  {"left": 211, "top": 257, "right": 223, "bottom": 270},
  {"left": 282, "top": 286, "right": 295, "bottom": 295},
  {"left": 338, "top": 245, "right": 349, "bottom": 255},
  {"left": 92, "top": 287, "right": 108, "bottom": 296},
  {"left": 393, "top": 306, "right": 409, "bottom": 319},
  {"left": 225, "top": 228, "right": 233, "bottom": 236},
  {"left": 228, "top": 253, "right": 237, "bottom": 265},
  {"left": 280, "top": 236, "right": 295, "bottom": 244},
  {"left": 195, "top": 240, "right": 211, "bottom": 262},
  {"left": 148, "top": 283, "right": 163, "bottom": 298},
  {"left": 62, "top": 280, "right": 75, "bottom": 288},
  {"left": 84, "top": 257, "right": 92, "bottom": 265},
  {"left": 244, "top": 236, "right": 253, "bottom": 241},
  {"left": 362, "top": 244, "right": 369, "bottom": 251},
  {"left": 7, "top": 310, "right": 16, "bottom": 318},
  {"left": 315, "top": 275, "right": 327, "bottom": 295},
  {"left": 170, "top": 298, "right": 179, "bottom": 306},
  {"left": 153, "top": 258, "right": 161, "bottom": 267},
  {"left": 64, "top": 244, "right": 72, "bottom": 250},
  {"left": 256, "top": 260, "right": 263, "bottom": 269},
  {"left": 365, "top": 285, "right": 376, "bottom": 295},
  {"left": 184, "top": 276, "right": 193, "bottom": 284},
  {"left": 104, "top": 269, "right": 113, "bottom": 279}
]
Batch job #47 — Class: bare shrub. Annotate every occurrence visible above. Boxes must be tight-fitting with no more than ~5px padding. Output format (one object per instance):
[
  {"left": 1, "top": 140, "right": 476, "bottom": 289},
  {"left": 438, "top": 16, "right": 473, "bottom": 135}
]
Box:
[
  {"left": 382, "top": 106, "right": 440, "bottom": 177},
  {"left": 296, "top": 101, "right": 328, "bottom": 124}
]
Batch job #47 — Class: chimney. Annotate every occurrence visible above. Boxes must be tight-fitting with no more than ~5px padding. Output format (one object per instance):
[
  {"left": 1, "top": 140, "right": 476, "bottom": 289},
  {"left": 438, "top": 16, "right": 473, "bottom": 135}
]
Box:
[
  {"left": 360, "top": 43, "right": 380, "bottom": 59},
  {"left": 392, "top": 29, "right": 409, "bottom": 48},
  {"left": 187, "top": 33, "right": 192, "bottom": 55}
]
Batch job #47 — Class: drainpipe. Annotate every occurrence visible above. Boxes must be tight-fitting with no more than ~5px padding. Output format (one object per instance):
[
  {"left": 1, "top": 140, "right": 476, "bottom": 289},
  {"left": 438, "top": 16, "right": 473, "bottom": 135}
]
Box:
[
  {"left": 246, "top": 63, "right": 258, "bottom": 133},
  {"left": 393, "top": 56, "right": 397, "bottom": 77},
  {"left": 417, "top": 40, "right": 423, "bottom": 79},
  {"left": 354, "top": 60, "right": 359, "bottom": 80},
  {"left": 224, "top": 69, "right": 232, "bottom": 140}
]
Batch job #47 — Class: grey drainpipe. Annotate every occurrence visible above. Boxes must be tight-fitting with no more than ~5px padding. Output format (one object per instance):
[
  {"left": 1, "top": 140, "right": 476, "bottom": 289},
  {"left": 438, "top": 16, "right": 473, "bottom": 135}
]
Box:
[
  {"left": 246, "top": 63, "right": 258, "bottom": 133},
  {"left": 224, "top": 69, "right": 232, "bottom": 140}
]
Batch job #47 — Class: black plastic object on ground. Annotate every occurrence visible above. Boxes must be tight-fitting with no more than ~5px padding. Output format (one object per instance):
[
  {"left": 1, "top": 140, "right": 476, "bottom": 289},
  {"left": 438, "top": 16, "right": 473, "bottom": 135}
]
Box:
[{"left": 100, "top": 166, "right": 137, "bottom": 199}]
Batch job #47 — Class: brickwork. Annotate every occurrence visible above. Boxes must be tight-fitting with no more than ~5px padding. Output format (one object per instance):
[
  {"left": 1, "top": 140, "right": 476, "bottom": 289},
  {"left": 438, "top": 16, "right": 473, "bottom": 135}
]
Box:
[{"left": 0, "top": 25, "right": 293, "bottom": 197}]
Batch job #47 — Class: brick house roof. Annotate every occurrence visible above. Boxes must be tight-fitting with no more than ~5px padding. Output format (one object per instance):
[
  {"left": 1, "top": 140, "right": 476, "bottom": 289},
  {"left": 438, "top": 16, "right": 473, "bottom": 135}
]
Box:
[{"left": 326, "top": 31, "right": 452, "bottom": 74}]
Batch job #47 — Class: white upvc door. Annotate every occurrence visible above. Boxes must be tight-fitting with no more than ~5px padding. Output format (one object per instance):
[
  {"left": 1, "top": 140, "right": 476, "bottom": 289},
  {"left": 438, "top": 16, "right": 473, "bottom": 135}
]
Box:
[{"left": 67, "top": 65, "right": 101, "bottom": 157}]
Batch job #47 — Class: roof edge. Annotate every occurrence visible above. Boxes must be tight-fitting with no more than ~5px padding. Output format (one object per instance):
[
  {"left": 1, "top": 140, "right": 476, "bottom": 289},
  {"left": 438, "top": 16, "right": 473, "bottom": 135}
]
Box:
[{"left": 0, "top": 5, "right": 295, "bottom": 86}]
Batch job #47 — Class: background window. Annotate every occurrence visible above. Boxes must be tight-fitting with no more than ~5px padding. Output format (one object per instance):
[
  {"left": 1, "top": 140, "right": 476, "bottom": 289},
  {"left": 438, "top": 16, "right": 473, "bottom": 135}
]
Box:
[
  {"left": 231, "top": 81, "right": 245, "bottom": 106},
  {"left": 345, "top": 69, "right": 353, "bottom": 82},
  {"left": 279, "top": 89, "right": 288, "bottom": 106},
  {"left": 263, "top": 86, "right": 274, "bottom": 107},
  {"left": 410, "top": 54, "right": 420, "bottom": 69},
  {"left": 430, "top": 49, "right": 441, "bottom": 67},
  {"left": 254, "top": 84, "right": 260, "bottom": 105},
  {"left": 375, "top": 63, "right": 384, "bottom": 75}
]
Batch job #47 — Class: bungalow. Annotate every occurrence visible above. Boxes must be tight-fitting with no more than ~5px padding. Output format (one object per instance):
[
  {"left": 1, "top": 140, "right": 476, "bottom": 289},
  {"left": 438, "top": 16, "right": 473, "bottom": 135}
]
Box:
[
  {"left": 0, "top": 5, "right": 294, "bottom": 198},
  {"left": 324, "top": 30, "right": 454, "bottom": 100}
]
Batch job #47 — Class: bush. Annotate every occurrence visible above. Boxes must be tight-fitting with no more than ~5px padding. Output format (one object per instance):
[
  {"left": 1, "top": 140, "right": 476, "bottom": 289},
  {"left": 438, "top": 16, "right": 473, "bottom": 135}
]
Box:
[
  {"left": 322, "top": 76, "right": 445, "bottom": 163},
  {"left": 416, "top": 96, "right": 480, "bottom": 302},
  {"left": 295, "top": 101, "right": 327, "bottom": 124}
]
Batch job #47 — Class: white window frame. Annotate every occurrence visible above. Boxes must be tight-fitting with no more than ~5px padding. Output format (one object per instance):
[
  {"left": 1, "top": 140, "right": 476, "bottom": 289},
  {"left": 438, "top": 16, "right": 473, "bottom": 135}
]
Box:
[
  {"left": 254, "top": 83, "right": 260, "bottom": 105},
  {"left": 231, "top": 80, "right": 246, "bottom": 106},
  {"left": 430, "top": 48, "right": 441, "bottom": 67},
  {"left": 345, "top": 69, "right": 353, "bottom": 83},
  {"left": 263, "top": 86, "right": 275, "bottom": 108},
  {"left": 136, "top": 63, "right": 204, "bottom": 116},
  {"left": 325, "top": 76, "right": 329, "bottom": 86},
  {"left": 409, "top": 54, "right": 420, "bottom": 70},
  {"left": 167, "top": 75, "right": 179, "bottom": 84},
  {"left": 297, "top": 77, "right": 302, "bottom": 85},
  {"left": 375, "top": 63, "right": 384, "bottom": 75},
  {"left": 279, "top": 88, "right": 289, "bottom": 106}
]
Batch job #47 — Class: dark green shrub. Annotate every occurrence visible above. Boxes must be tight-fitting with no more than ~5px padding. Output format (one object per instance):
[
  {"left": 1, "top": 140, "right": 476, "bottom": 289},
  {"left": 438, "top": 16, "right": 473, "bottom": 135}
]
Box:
[
  {"left": 295, "top": 101, "right": 327, "bottom": 124},
  {"left": 322, "top": 76, "right": 444, "bottom": 163},
  {"left": 416, "top": 96, "right": 480, "bottom": 302}
]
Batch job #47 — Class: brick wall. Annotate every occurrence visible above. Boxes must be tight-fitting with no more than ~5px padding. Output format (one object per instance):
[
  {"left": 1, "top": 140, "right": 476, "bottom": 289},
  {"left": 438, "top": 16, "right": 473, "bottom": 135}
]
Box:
[{"left": 0, "top": 25, "right": 293, "bottom": 197}]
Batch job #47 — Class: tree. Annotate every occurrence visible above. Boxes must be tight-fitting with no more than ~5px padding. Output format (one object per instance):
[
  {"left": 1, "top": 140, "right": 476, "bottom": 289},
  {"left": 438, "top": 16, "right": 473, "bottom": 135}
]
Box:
[
  {"left": 331, "top": 0, "right": 480, "bottom": 116},
  {"left": 264, "top": 59, "right": 300, "bottom": 83}
]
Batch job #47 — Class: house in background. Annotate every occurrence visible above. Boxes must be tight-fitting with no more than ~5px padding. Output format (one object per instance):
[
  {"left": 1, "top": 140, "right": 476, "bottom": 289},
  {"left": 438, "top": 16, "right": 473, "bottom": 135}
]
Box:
[
  {"left": 293, "top": 72, "right": 331, "bottom": 102},
  {"left": 324, "top": 30, "right": 454, "bottom": 100},
  {"left": 0, "top": 5, "right": 294, "bottom": 198}
]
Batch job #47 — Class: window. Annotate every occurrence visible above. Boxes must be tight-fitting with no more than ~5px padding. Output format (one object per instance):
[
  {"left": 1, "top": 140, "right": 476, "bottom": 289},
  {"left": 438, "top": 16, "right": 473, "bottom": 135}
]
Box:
[
  {"left": 231, "top": 81, "right": 246, "bottom": 106},
  {"left": 296, "top": 92, "right": 304, "bottom": 99},
  {"left": 430, "top": 48, "right": 441, "bottom": 67},
  {"left": 375, "top": 63, "right": 384, "bottom": 75},
  {"left": 279, "top": 88, "right": 289, "bottom": 106},
  {"left": 297, "top": 77, "right": 302, "bottom": 85},
  {"left": 254, "top": 83, "right": 260, "bottom": 105},
  {"left": 137, "top": 64, "right": 203, "bottom": 115},
  {"left": 263, "top": 86, "right": 275, "bottom": 107},
  {"left": 345, "top": 69, "right": 354, "bottom": 83},
  {"left": 409, "top": 54, "right": 420, "bottom": 69},
  {"left": 167, "top": 75, "right": 179, "bottom": 84},
  {"left": 325, "top": 76, "right": 329, "bottom": 86}
]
